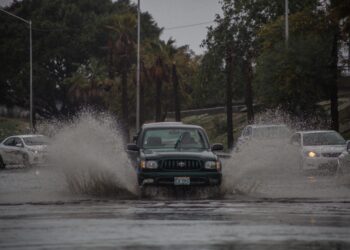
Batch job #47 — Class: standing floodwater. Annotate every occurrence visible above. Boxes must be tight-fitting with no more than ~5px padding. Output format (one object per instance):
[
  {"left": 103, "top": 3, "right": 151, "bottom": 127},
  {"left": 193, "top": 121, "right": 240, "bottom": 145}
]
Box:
[{"left": 1, "top": 114, "right": 350, "bottom": 249}]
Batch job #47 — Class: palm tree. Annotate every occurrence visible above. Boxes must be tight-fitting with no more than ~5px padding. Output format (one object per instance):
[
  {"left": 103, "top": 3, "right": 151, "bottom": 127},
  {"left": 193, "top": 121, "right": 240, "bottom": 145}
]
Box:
[
  {"left": 143, "top": 38, "right": 194, "bottom": 122},
  {"left": 168, "top": 42, "right": 194, "bottom": 122},
  {"left": 67, "top": 59, "right": 111, "bottom": 111},
  {"left": 105, "top": 13, "right": 136, "bottom": 137},
  {"left": 144, "top": 40, "right": 170, "bottom": 122}
]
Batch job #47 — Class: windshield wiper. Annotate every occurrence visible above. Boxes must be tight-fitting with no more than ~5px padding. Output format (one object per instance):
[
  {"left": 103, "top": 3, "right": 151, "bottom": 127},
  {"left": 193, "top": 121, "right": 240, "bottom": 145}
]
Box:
[{"left": 174, "top": 134, "right": 184, "bottom": 149}]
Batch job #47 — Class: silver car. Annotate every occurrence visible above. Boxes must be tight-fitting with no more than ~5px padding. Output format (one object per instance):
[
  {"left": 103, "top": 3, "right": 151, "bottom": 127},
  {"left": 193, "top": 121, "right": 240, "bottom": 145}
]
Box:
[
  {"left": 337, "top": 140, "right": 350, "bottom": 175},
  {"left": 0, "top": 135, "right": 49, "bottom": 169},
  {"left": 290, "top": 130, "right": 346, "bottom": 174}
]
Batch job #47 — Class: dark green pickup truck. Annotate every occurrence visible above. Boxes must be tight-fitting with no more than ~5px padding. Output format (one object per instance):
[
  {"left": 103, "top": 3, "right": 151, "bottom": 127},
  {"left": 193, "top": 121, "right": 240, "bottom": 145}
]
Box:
[{"left": 127, "top": 122, "right": 223, "bottom": 187}]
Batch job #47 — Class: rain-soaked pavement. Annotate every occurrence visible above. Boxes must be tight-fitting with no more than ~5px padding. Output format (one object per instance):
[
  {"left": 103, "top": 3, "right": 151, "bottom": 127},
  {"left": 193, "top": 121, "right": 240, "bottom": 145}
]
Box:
[{"left": 1, "top": 165, "right": 350, "bottom": 250}]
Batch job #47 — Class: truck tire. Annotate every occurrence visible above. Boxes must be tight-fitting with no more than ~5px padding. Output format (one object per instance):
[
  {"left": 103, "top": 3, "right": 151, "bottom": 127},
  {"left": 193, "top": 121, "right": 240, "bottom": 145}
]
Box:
[{"left": 0, "top": 155, "right": 5, "bottom": 169}]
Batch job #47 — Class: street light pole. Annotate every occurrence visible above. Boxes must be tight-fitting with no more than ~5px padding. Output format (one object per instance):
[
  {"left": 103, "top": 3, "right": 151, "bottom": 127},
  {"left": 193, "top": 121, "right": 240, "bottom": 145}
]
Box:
[
  {"left": 136, "top": 0, "right": 141, "bottom": 131},
  {"left": 0, "top": 8, "right": 33, "bottom": 132},
  {"left": 285, "top": 0, "right": 289, "bottom": 47},
  {"left": 29, "top": 20, "right": 33, "bottom": 133}
]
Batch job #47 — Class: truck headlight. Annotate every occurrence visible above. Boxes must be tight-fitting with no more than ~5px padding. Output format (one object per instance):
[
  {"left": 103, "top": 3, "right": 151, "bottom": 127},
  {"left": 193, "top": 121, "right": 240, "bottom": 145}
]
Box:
[
  {"left": 205, "top": 161, "right": 221, "bottom": 170},
  {"left": 140, "top": 160, "right": 158, "bottom": 169},
  {"left": 306, "top": 151, "right": 319, "bottom": 158}
]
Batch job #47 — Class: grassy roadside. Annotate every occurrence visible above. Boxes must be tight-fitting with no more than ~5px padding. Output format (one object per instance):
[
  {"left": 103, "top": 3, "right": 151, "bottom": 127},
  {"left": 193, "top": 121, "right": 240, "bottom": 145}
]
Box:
[
  {"left": 0, "top": 94, "right": 349, "bottom": 144},
  {"left": 0, "top": 117, "right": 29, "bottom": 141},
  {"left": 182, "top": 112, "right": 247, "bottom": 148},
  {"left": 182, "top": 97, "right": 350, "bottom": 147}
]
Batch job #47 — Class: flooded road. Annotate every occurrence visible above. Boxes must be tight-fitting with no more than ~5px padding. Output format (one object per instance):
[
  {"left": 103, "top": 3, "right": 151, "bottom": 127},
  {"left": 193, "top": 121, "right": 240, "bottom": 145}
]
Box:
[
  {"left": 1, "top": 198, "right": 350, "bottom": 249},
  {"left": 1, "top": 166, "right": 350, "bottom": 249}
]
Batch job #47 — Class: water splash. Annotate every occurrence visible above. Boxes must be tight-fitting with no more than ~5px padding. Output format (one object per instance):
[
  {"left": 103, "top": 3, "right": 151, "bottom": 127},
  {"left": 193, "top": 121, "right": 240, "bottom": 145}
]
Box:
[
  {"left": 221, "top": 139, "right": 300, "bottom": 196},
  {"left": 221, "top": 110, "right": 348, "bottom": 198},
  {"left": 48, "top": 111, "right": 138, "bottom": 198}
]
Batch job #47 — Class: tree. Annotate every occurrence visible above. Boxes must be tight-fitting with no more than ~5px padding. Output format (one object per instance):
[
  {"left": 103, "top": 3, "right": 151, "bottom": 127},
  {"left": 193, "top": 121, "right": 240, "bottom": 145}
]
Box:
[
  {"left": 0, "top": 0, "right": 162, "bottom": 125},
  {"left": 65, "top": 58, "right": 111, "bottom": 110},
  {"left": 143, "top": 40, "right": 170, "bottom": 121},
  {"left": 105, "top": 12, "right": 137, "bottom": 136},
  {"left": 214, "top": 0, "right": 320, "bottom": 122},
  {"left": 254, "top": 11, "right": 333, "bottom": 115},
  {"left": 202, "top": 6, "right": 235, "bottom": 149},
  {"left": 327, "top": 0, "right": 350, "bottom": 131},
  {"left": 166, "top": 40, "right": 195, "bottom": 121},
  {"left": 0, "top": 0, "right": 116, "bottom": 118},
  {"left": 191, "top": 52, "right": 225, "bottom": 108}
]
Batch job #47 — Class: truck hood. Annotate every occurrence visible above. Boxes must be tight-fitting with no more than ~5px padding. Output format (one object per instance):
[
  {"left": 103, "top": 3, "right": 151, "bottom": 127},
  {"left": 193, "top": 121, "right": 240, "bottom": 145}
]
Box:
[
  {"left": 141, "top": 149, "right": 217, "bottom": 161},
  {"left": 302, "top": 145, "right": 346, "bottom": 153}
]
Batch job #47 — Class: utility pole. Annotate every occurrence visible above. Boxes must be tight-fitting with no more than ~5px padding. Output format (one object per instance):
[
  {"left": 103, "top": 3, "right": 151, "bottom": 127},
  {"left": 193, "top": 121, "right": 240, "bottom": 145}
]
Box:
[
  {"left": 0, "top": 8, "right": 33, "bottom": 132},
  {"left": 136, "top": 0, "right": 141, "bottom": 131},
  {"left": 29, "top": 20, "right": 33, "bottom": 133},
  {"left": 285, "top": 0, "right": 289, "bottom": 47}
]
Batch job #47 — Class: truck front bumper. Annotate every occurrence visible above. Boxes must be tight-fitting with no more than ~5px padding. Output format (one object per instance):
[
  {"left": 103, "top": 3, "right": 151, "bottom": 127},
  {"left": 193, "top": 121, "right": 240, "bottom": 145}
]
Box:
[{"left": 138, "top": 172, "right": 222, "bottom": 186}]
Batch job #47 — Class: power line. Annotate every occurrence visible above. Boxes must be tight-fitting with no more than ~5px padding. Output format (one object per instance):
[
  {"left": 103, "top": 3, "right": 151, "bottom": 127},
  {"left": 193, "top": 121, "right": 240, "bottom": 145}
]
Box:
[
  {"left": 164, "top": 21, "right": 214, "bottom": 31},
  {"left": 3, "top": 15, "right": 215, "bottom": 33},
  {"left": 32, "top": 20, "right": 216, "bottom": 32}
]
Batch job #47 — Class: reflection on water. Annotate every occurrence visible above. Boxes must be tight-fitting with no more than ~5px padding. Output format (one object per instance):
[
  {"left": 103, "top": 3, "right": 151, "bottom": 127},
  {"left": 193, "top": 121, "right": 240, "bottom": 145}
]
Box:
[{"left": 0, "top": 199, "right": 350, "bottom": 250}]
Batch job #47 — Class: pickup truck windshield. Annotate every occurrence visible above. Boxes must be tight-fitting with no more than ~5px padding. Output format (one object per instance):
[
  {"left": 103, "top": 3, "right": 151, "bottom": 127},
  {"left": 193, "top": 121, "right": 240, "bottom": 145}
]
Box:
[
  {"left": 303, "top": 132, "right": 346, "bottom": 146},
  {"left": 142, "top": 128, "right": 207, "bottom": 149}
]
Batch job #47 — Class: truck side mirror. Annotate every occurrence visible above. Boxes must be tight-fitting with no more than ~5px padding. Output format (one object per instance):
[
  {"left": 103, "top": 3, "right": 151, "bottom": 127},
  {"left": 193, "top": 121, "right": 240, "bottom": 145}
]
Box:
[
  {"left": 211, "top": 143, "right": 224, "bottom": 151},
  {"left": 127, "top": 143, "right": 139, "bottom": 151},
  {"left": 132, "top": 135, "right": 138, "bottom": 143}
]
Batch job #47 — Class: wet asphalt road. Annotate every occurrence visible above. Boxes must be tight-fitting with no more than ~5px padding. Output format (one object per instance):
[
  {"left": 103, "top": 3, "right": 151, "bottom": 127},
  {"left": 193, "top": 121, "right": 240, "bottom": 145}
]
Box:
[{"left": 1, "top": 166, "right": 350, "bottom": 250}]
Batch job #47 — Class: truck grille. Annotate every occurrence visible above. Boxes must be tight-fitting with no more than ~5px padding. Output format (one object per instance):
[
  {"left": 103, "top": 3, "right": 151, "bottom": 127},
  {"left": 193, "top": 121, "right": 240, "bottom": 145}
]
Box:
[
  {"left": 322, "top": 152, "right": 341, "bottom": 158},
  {"left": 160, "top": 159, "right": 202, "bottom": 170}
]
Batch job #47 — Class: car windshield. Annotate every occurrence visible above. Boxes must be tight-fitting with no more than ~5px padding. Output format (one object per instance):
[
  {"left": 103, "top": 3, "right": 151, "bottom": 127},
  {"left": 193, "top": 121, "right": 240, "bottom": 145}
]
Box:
[
  {"left": 23, "top": 136, "right": 49, "bottom": 146},
  {"left": 253, "top": 126, "right": 290, "bottom": 139},
  {"left": 303, "top": 132, "right": 345, "bottom": 146},
  {"left": 142, "top": 128, "right": 207, "bottom": 150}
]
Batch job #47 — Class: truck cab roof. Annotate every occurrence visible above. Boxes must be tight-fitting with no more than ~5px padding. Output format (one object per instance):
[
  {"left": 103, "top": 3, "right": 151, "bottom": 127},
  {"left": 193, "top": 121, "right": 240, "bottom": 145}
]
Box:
[{"left": 141, "top": 122, "right": 203, "bottom": 130}]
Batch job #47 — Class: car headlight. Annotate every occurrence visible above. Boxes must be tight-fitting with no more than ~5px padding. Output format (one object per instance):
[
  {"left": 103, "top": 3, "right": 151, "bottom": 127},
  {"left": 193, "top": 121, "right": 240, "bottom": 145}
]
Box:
[
  {"left": 140, "top": 160, "right": 158, "bottom": 169},
  {"left": 205, "top": 161, "right": 221, "bottom": 170},
  {"left": 306, "top": 151, "right": 319, "bottom": 158}
]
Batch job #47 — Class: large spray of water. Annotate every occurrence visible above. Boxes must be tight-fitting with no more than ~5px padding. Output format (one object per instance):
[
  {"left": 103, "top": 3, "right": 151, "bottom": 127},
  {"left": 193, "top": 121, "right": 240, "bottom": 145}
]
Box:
[
  {"left": 37, "top": 109, "right": 347, "bottom": 200},
  {"left": 221, "top": 140, "right": 300, "bottom": 196},
  {"left": 221, "top": 110, "right": 349, "bottom": 199},
  {"left": 48, "top": 111, "right": 138, "bottom": 198}
]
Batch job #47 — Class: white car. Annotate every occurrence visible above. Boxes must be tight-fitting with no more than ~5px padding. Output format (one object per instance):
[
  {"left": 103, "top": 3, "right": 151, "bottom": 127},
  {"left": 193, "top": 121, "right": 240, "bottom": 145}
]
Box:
[
  {"left": 0, "top": 134, "right": 49, "bottom": 169},
  {"left": 236, "top": 124, "right": 291, "bottom": 150},
  {"left": 290, "top": 130, "right": 347, "bottom": 174},
  {"left": 337, "top": 140, "right": 350, "bottom": 175}
]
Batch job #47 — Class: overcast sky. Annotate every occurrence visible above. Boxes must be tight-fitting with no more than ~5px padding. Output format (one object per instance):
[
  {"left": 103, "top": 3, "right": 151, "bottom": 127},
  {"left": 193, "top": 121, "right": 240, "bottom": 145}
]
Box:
[
  {"left": 132, "top": 0, "right": 222, "bottom": 54},
  {"left": 0, "top": 0, "right": 222, "bottom": 54}
]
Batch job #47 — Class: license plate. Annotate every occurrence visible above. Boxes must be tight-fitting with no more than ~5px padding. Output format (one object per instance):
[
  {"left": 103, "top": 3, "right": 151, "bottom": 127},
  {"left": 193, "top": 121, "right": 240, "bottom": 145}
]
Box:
[{"left": 174, "top": 177, "right": 190, "bottom": 185}]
